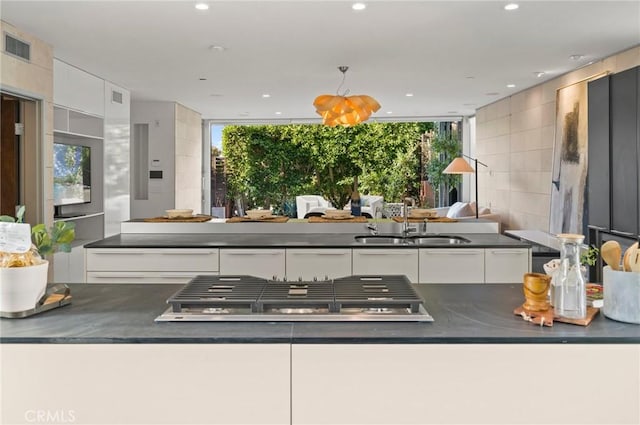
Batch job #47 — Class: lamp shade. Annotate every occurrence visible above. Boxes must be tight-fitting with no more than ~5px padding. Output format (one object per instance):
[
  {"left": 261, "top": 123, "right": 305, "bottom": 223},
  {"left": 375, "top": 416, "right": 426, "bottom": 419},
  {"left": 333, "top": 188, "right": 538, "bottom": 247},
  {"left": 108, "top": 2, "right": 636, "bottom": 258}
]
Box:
[
  {"left": 313, "top": 94, "right": 380, "bottom": 127},
  {"left": 443, "top": 157, "right": 475, "bottom": 174}
]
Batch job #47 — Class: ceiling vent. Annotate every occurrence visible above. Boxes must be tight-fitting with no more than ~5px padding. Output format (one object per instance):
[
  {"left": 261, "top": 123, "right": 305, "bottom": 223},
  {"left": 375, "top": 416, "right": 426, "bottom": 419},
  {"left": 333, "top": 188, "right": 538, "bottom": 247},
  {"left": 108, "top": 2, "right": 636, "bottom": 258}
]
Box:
[
  {"left": 4, "top": 33, "right": 30, "bottom": 61},
  {"left": 111, "top": 90, "right": 123, "bottom": 104}
]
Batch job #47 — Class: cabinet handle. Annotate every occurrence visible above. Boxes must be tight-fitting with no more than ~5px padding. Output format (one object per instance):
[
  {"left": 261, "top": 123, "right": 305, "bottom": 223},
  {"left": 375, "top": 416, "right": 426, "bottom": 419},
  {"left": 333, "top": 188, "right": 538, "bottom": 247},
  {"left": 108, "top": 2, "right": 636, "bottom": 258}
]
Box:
[
  {"left": 158, "top": 273, "right": 201, "bottom": 278},
  {"left": 93, "top": 252, "right": 144, "bottom": 255},
  {"left": 611, "top": 230, "right": 636, "bottom": 237},
  {"left": 90, "top": 274, "right": 145, "bottom": 278},
  {"left": 224, "top": 251, "right": 283, "bottom": 255},
  {"left": 489, "top": 250, "right": 525, "bottom": 255},
  {"left": 160, "top": 251, "right": 216, "bottom": 255},
  {"left": 356, "top": 251, "right": 414, "bottom": 255},
  {"left": 290, "top": 251, "right": 348, "bottom": 255},
  {"left": 424, "top": 251, "right": 482, "bottom": 255}
]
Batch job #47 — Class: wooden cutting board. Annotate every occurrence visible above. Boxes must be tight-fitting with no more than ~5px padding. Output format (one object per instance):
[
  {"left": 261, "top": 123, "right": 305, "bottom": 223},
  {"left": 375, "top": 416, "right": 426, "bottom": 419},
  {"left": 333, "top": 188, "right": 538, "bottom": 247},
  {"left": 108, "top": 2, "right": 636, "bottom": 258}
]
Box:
[
  {"left": 513, "top": 304, "right": 599, "bottom": 327},
  {"left": 144, "top": 215, "right": 213, "bottom": 223},
  {"left": 392, "top": 216, "right": 458, "bottom": 223},
  {"left": 226, "top": 216, "right": 289, "bottom": 223},
  {"left": 308, "top": 216, "right": 368, "bottom": 223}
]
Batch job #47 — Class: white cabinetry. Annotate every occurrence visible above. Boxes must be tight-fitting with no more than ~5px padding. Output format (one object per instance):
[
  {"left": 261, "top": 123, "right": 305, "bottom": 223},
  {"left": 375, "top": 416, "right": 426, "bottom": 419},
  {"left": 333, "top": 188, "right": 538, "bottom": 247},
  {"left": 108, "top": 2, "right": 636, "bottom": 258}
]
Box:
[
  {"left": 352, "top": 249, "right": 418, "bottom": 283},
  {"left": 1, "top": 344, "right": 290, "bottom": 425},
  {"left": 291, "top": 344, "right": 639, "bottom": 425},
  {"left": 419, "top": 248, "right": 485, "bottom": 283},
  {"left": 85, "top": 248, "right": 219, "bottom": 284},
  {"left": 219, "top": 249, "right": 286, "bottom": 279},
  {"left": 54, "top": 59, "right": 105, "bottom": 116},
  {"left": 485, "top": 248, "right": 530, "bottom": 283},
  {"left": 286, "top": 249, "right": 351, "bottom": 281}
]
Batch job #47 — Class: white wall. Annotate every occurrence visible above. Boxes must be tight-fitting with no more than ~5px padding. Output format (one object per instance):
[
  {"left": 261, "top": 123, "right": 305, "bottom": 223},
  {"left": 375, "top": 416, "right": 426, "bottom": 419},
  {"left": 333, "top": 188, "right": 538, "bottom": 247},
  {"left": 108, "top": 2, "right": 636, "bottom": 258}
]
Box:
[
  {"left": 104, "top": 82, "right": 131, "bottom": 237},
  {"left": 0, "top": 20, "right": 53, "bottom": 227},
  {"left": 130, "top": 101, "right": 176, "bottom": 219},
  {"left": 476, "top": 46, "right": 640, "bottom": 232},
  {"left": 175, "top": 104, "right": 202, "bottom": 213}
]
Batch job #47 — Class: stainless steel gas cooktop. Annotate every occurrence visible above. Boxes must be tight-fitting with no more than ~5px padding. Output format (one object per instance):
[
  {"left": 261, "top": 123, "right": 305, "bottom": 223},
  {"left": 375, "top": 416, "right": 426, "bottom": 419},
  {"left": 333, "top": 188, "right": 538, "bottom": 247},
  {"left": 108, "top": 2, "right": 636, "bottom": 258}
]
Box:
[{"left": 155, "top": 275, "right": 433, "bottom": 322}]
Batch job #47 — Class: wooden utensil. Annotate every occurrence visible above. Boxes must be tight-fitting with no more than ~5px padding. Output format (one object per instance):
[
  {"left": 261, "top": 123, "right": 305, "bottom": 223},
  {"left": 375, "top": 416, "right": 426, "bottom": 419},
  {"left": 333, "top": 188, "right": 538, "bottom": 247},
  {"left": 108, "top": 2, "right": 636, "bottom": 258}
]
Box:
[
  {"left": 601, "top": 240, "right": 622, "bottom": 270},
  {"left": 629, "top": 247, "right": 640, "bottom": 273},
  {"left": 622, "top": 242, "right": 639, "bottom": 272}
]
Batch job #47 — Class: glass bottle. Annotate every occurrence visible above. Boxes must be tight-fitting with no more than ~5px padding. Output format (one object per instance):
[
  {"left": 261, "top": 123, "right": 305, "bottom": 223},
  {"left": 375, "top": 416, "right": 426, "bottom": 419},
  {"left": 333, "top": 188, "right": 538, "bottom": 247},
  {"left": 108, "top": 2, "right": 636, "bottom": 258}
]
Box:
[
  {"left": 350, "top": 176, "right": 361, "bottom": 216},
  {"left": 553, "top": 234, "right": 586, "bottom": 319}
]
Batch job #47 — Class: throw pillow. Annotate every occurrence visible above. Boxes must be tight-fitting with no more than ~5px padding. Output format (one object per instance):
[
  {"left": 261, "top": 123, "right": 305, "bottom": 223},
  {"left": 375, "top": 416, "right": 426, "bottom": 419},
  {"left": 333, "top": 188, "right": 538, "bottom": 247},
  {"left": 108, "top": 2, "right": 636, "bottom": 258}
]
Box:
[
  {"left": 446, "top": 202, "right": 474, "bottom": 218},
  {"left": 478, "top": 207, "right": 491, "bottom": 215}
]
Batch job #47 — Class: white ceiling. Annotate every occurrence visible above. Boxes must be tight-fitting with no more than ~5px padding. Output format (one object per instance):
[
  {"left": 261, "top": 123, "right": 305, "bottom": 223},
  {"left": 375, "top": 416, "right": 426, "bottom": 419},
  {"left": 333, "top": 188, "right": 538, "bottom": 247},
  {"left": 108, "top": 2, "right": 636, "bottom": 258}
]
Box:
[{"left": 2, "top": 1, "right": 639, "bottom": 121}]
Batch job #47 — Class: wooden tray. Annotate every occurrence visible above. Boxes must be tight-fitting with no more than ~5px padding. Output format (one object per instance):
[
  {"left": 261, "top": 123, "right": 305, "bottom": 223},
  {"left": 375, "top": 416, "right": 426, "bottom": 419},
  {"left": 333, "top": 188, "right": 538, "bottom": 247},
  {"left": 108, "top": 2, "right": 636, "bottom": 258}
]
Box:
[
  {"left": 392, "top": 216, "right": 458, "bottom": 223},
  {"left": 308, "top": 216, "right": 369, "bottom": 223},
  {"left": 226, "top": 216, "right": 289, "bottom": 223},
  {"left": 144, "top": 215, "right": 213, "bottom": 223},
  {"left": 513, "top": 304, "right": 599, "bottom": 327}
]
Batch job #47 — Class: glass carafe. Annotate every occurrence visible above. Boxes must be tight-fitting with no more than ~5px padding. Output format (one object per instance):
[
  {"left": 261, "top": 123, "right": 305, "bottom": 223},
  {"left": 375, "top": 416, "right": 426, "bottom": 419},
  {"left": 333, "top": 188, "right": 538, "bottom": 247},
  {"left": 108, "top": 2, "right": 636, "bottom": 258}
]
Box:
[{"left": 552, "top": 234, "right": 586, "bottom": 319}]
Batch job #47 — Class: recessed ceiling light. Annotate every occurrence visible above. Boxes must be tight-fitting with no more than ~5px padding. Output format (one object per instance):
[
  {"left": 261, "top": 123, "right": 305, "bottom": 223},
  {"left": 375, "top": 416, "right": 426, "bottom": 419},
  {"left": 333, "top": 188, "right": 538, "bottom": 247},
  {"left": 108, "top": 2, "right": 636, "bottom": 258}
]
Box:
[
  {"left": 534, "top": 71, "right": 546, "bottom": 78},
  {"left": 209, "top": 94, "right": 223, "bottom": 97},
  {"left": 486, "top": 92, "right": 500, "bottom": 96},
  {"left": 386, "top": 111, "right": 393, "bottom": 114},
  {"left": 465, "top": 76, "right": 475, "bottom": 80},
  {"left": 262, "top": 94, "right": 271, "bottom": 98},
  {"left": 504, "top": 3, "right": 519, "bottom": 11},
  {"left": 195, "top": 3, "right": 209, "bottom": 10},
  {"left": 275, "top": 111, "right": 282, "bottom": 115},
  {"left": 199, "top": 78, "right": 207, "bottom": 81},
  {"left": 569, "top": 54, "right": 584, "bottom": 61},
  {"left": 447, "top": 111, "right": 458, "bottom": 114},
  {"left": 405, "top": 93, "right": 414, "bottom": 97},
  {"left": 352, "top": 3, "right": 366, "bottom": 11},
  {"left": 507, "top": 84, "right": 516, "bottom": 88},
  {"left": 209, "top": 45, "right": 227, "bottom": 52}
]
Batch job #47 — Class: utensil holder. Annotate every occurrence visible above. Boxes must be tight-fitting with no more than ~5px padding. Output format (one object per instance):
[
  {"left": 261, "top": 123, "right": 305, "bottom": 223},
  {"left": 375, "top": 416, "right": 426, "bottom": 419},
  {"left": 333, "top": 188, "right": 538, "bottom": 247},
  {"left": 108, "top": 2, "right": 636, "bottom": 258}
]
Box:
[{"left": 603, "top": 266, "right": 640, "bottom": 324}]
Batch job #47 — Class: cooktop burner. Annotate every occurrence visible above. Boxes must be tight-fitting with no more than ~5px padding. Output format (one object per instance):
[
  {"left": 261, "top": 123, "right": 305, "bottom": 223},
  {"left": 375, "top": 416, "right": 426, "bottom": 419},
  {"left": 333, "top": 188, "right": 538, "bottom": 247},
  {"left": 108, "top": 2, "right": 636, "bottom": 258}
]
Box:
[{"left": 155, "top": 275, "right": 433, "bottom": 322}]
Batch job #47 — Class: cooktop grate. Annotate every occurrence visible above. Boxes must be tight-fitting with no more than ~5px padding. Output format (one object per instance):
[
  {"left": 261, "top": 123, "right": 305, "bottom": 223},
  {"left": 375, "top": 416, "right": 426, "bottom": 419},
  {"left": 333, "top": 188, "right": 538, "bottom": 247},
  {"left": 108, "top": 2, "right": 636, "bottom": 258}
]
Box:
[
  {"left": 168, "top": 275, "right": 266, "bottom": 312},
  {"left": 257, "top": 281, "right": 336, "bottom": 313},
  {"left": 333, "top": 275, "right": 423, "bottom": 313}
]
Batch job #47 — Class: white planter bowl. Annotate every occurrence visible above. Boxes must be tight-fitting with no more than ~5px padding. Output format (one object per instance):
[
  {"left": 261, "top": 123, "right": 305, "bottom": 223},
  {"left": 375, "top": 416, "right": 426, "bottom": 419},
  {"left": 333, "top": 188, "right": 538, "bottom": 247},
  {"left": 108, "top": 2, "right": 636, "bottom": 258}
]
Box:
[{"left": 0, "top": 261, "right": 49, "bottom": 313}]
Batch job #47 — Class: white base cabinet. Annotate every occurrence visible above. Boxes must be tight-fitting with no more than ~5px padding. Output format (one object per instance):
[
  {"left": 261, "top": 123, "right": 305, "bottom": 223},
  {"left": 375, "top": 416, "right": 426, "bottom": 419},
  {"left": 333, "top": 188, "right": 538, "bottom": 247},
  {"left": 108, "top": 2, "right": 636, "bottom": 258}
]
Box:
[
  {"left": 419, "top": 248, "right": 485, "bottom": 283},
  {"left": 485, "top": 248, "right": 530, "bottom": 283},
  {"left": 291, "top": 344, "right": 639, "bottom": 425},
  {"left": 1, "top": 344, "right": 290, "bottom": 425},
  {"left": 352, "top": 249, "right": 419, "bottom": 283},
  {"left": 286, "top": 249, "right": 351, "bottom": 281},
  {"left": 219, "top": 249, "right": 286, "bottom": 280},
  {"left": 85, "top": 248, "right": 219, "bottom": 283}
]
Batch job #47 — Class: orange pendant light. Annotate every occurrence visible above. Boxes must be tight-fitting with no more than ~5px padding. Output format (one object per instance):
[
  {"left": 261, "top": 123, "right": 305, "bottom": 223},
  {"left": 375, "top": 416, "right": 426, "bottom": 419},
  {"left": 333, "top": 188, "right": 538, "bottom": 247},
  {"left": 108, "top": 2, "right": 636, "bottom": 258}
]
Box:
[{"left": 313, "top": 66, "right": 380, "bottom": 127}]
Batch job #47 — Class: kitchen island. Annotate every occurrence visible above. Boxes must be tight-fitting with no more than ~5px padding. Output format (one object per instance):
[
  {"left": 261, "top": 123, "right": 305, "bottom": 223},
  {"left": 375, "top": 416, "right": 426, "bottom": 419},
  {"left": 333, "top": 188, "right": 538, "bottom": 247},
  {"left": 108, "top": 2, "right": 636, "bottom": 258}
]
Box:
[{"left": 2, "top": 283, "right": 638, "bottom": 425}]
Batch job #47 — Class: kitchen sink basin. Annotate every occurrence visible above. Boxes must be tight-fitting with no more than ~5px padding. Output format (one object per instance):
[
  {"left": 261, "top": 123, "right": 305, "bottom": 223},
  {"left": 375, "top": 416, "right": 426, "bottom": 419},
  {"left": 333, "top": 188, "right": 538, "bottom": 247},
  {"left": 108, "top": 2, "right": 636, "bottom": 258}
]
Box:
[
  {"left": 354, "top": 235, "right": 412, "bottom": 245},
  {"left": 409, "top": 235, "right": 471, "bottom": 245}
]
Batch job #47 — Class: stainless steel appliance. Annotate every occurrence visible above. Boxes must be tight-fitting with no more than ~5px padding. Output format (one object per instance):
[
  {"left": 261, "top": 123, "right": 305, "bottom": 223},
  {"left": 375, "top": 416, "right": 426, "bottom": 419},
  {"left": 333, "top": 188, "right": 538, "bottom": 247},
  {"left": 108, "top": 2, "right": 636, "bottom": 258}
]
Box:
[{"left": 155, "top": 275, "right": 433, "bottom": 322}]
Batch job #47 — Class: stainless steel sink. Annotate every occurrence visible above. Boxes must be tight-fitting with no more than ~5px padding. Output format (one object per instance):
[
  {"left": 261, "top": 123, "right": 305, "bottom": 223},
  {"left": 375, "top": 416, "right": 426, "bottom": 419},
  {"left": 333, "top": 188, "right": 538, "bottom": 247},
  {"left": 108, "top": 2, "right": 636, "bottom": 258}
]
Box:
[
  {"left": 354, "top": 235, "right": 412, "bottom": 245},
  {"left": 409, "top": 235, "right": 471, "bottom": 245}
]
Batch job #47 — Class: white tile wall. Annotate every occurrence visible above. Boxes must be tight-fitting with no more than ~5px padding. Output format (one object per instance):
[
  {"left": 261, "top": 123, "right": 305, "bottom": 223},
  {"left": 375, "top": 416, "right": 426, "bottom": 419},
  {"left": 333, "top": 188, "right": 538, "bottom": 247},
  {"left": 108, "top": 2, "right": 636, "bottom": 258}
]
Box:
[{"left": 476, "top": 46, "right": 640, "bottom": 232}]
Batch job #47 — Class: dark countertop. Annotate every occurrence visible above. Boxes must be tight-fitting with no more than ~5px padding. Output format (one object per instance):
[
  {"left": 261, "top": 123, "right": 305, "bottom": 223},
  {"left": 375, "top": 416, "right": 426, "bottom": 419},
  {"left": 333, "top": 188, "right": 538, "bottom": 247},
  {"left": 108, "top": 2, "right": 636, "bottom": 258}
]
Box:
[
  {"left": 84, "top": 232, "right": 530, "bottom": 249},
  {"left": 2, "top": 283, "right": 638, "bottom": 344}
]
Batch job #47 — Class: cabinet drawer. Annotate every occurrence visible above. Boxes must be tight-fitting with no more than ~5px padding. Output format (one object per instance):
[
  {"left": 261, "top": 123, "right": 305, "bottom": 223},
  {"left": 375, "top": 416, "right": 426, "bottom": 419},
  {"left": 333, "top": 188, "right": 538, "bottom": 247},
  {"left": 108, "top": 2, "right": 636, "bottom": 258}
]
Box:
[
  {"left": 86, "top": 271, "right": 219, "bottom": 284},
  {"left": 219, "top": 249, "right": 286, "bottom": 280},
  {"left": 352, "top": 249, "right": 418, "bottom": 283},
  {"left": 86, "top": 249, "right": 219, "bottom": 272},
  {"left": 485, "top": 248, "right": 530, "bottom": 284},
  {"left": 286, "top": 249, "right": 352, "bottom": 281},
  {"left": 419, "top": 249, "right": 484, "bottom": 283}
]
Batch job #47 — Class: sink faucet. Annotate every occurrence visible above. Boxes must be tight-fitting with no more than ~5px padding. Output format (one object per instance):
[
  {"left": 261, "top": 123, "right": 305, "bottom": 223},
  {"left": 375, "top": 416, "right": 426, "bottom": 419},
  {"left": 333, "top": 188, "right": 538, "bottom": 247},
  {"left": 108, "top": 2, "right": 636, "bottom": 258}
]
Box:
[
  {"left": 365, "top": 223, "right": 378, "bottom": 235},
  {"left": 402, "top": 197, "right": 415, "bottom": 237}
]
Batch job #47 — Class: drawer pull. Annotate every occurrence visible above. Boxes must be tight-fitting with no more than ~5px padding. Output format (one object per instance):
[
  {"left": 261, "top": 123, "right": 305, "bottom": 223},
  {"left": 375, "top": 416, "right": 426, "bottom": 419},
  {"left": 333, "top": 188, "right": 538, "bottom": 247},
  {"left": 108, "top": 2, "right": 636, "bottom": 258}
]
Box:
[
  {"left": 290, "top": 251, "right": 348, "bottom": 256},
  {"left": 356, "top": 251, "right": 414, "bottom": 256},
  {"left": 224, "top": 251, "right": 283, "bottom": 255},
  {"left": 160, "top": 252, "right": 216, "bottom": 256},
  {"left": 424, "top": 251, "right": 482, "bottom": 255},
  {"left": 490, "top": 250, "right": 525, "bottom": 255},
  {"left": 92, "top": 252, "right": 144, "bottom": 255},
  {"left": 90, "top": 274, "right": 145, "bottom": 279}
]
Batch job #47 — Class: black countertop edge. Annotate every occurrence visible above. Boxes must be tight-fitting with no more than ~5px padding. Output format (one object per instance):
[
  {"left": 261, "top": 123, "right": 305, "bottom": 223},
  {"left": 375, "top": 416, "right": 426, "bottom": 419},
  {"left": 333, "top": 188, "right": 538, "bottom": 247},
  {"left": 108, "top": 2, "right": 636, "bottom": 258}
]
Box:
[{"left": 3, "top": 336, "right": 639, "bottom": 344}]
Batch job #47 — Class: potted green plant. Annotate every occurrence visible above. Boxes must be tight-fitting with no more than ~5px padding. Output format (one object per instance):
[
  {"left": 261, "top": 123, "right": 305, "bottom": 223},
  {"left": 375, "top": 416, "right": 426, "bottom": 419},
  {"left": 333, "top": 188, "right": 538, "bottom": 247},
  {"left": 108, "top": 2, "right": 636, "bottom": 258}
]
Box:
[{"left": 0, "top": 206, "right": 75, "bottom": 313}]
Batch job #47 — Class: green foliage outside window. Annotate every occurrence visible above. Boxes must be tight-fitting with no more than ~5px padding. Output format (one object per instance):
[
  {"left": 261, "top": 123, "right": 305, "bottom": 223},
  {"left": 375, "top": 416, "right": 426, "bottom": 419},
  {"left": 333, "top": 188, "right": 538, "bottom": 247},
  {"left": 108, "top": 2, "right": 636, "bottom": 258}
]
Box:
[{"left": 222, "top": 122, "right": 435, "bottom": 213}]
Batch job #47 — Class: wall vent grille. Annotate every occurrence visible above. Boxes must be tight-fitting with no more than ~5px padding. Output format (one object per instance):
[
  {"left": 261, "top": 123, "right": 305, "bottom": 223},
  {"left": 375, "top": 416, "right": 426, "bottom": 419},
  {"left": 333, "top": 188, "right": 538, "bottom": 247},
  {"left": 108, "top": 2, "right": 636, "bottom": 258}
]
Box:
[
  {"left": 111, "top": 90, "right": 123, "bottom": 104},
  {"left": 4, "top": 33, "right": 30, "bottom": 61}
]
